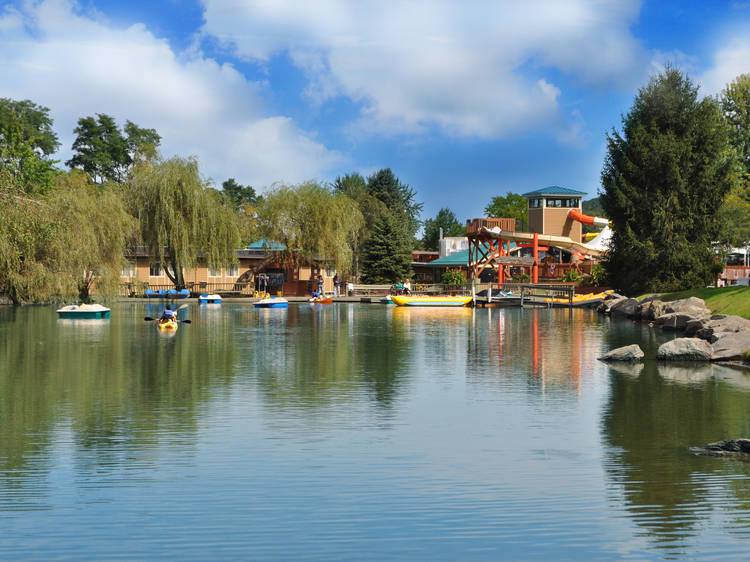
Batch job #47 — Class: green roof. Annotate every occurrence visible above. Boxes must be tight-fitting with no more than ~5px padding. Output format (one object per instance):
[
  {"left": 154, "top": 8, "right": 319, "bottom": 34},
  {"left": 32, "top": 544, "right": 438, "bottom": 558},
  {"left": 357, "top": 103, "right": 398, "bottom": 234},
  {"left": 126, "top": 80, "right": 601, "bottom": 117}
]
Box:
[
  {"left": 423, "top": 242, "right": 518, "bottom": 267},
  {"left": 522, "top": 186, "right": 587, "bottom": 197},
  {"left": 247, "top": 238, "right": 286, "bottom": 250}
]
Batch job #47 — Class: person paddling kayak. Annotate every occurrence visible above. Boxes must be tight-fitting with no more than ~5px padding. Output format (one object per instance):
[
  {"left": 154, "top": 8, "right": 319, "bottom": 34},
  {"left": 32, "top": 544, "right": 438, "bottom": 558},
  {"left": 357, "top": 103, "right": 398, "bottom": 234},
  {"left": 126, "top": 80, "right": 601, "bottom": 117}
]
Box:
[{"left": 160, "top": 304, "right": 176, "bottom": 321}]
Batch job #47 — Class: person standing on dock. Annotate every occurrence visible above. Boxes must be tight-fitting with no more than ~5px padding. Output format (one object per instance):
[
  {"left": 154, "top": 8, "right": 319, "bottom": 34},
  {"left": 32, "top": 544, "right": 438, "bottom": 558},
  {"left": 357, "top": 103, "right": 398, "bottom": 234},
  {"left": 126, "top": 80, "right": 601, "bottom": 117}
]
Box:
[{"left": 333, "top": 273, "right": 341, "bottom": 297}]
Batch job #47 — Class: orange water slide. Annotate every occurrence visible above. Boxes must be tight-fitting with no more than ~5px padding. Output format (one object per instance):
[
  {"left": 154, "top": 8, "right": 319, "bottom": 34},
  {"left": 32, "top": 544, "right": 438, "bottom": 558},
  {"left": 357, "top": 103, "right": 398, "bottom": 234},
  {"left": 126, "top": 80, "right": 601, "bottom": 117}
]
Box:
[{"left": 568, "top": 208, "right": 609, "bottom": 228}]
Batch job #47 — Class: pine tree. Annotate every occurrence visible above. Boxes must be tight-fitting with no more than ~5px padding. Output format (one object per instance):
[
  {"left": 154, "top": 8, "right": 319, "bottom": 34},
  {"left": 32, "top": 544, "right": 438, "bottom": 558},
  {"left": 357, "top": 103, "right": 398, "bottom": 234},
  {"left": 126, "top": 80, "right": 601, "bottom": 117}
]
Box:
[
  {"left": 361, "top": 213, "right": 412, "bottom": 283},
  {"left": 600, "top": 67, "right": 735, "bottom": 294}
]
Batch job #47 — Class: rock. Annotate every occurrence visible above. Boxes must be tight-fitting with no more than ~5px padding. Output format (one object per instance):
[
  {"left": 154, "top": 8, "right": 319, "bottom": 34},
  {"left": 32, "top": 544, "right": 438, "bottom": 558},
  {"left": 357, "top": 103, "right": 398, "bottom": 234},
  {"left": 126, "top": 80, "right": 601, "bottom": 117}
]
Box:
[
  {"left": 598, "top": 344, "right": 645, "bottom": 362},
  {"left": 655, "top": 313, "right": 697, "bottom": 331},
  {"left": 691, "top": 439, "right": 750, "bottom": 458},
  {"left": 684, "top": 318, "right": 706, "bottom": 337},
  {"left": 639, "top": 299, "right": 668, "bottom": 321},
  {"left": 656, "top": 338, "right": 713, "bottom": 361},
  {"left": 598, "top": 296, "right": 626, "bottom": 314},
  {"left": 695, "top": 315, "right": 750, "bottom": 343},
  {"left": 664, "top": 296, "right": 710, "bottom": 318},
  {"left": 609, "top": 298, "right": 640, "bottom": 318},
  {"left": 710, "top": 331, "right": 750, "bottom": 361},
  {"left": 605, "top": 292, "right": 624, "bottom": 301},
  {"left": 638, "top": 294, "right": 662, "bottom": 304}
]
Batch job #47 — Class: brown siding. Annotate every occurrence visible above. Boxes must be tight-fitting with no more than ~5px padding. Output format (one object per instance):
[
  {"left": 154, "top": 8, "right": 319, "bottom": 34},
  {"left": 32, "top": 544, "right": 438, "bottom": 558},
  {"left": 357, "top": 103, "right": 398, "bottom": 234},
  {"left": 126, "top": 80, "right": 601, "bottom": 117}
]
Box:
[
  {"left": 543, "top": 208, "right": 582, "bottom": 241},
  {"left": 528, "top": 208, "right": 544, "bottom": 234}
]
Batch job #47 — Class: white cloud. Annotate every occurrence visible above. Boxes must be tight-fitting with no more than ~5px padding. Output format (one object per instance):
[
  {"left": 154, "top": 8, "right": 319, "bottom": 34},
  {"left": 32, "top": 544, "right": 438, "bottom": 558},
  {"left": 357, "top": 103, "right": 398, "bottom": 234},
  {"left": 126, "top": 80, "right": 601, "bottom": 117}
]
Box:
[
  {"left": 0, "top": 0, "right": 342, "bottom": 188},
  {"left": 200, "top": 0, "right": 647, "bottom": 139},
  {"left": 699, "top": 38, "right": 750, "bottom": 95}
]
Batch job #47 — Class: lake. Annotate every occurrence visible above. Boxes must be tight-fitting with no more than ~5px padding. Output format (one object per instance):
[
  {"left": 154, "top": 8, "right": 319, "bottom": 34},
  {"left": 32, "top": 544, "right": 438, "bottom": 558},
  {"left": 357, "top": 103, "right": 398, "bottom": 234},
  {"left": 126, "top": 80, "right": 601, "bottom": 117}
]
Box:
[{"left": 1, "top": 302, "right": 750, "bottom": 560}]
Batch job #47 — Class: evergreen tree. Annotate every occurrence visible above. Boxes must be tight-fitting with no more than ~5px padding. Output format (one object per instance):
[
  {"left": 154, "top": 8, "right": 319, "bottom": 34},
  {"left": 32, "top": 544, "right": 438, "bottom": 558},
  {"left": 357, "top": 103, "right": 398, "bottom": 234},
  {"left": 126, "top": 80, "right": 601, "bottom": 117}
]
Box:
[
  {"left": 601, "top": 67, "right": 736, "bottom": 294},
  {"left": 361, "top": 212, "right": 412, "bottom": 283},
  {"left": 366, "top": 168, "right": 422, "bottom": 239},
  {"left": 221, "top": 178, "right": 259, "bottom": 209},
  {"left": 422, "top": 208, "right": 464, "bottom": 251}
]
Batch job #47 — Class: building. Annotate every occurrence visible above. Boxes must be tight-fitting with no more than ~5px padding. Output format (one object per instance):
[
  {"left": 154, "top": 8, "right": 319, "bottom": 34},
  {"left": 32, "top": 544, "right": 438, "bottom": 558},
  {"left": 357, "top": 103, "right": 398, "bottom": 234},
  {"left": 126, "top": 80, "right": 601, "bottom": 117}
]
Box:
[{"left": 524, "top": 185, "right": 587, "bottom": 241}]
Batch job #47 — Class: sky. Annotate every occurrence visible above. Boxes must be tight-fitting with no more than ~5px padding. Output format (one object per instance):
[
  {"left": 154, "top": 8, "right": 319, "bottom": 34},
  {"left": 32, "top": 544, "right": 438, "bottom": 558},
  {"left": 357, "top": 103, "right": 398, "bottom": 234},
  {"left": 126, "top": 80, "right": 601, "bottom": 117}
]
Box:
[{"left": 2, "top": 0, "right": 750, "bottom": 224}]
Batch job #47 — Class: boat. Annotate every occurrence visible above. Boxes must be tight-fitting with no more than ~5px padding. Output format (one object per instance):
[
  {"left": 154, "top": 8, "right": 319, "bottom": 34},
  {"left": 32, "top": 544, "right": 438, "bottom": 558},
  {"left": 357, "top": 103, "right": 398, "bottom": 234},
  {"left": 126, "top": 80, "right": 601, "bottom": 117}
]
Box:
[
  {"left": 548, "top": 290, "right": 613, "bottom": 308},
  {"left": 380, "top": 295, "right": 395, "bottom": 304},
  {"left": 254, "top": 297, "right": 289, "bottom": 308},
  {"left": 309, "top": 296, "right": 333, "bottom": 304},
  {"left": 56, "top": 304, "right": 111, "bottom": 319},
  {"left": 199, "top": 293, "right": 222, "bottom": 304},
  {"left": 391, "top": 295, "right": 473, "bottom": 307},
  {"left": 167, "top": 288, "right": 190, "bottom": 299},
  {"left": 157, "top": 318, "right": 178, "bottom": 331}
]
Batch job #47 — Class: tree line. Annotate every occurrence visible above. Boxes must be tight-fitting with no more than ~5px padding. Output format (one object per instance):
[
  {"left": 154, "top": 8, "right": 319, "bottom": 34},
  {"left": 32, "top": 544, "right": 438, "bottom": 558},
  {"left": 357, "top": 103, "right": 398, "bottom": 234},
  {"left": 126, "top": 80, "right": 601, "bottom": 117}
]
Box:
[{"left": 2, "top": 67, "right": 750, "bottom": 303}]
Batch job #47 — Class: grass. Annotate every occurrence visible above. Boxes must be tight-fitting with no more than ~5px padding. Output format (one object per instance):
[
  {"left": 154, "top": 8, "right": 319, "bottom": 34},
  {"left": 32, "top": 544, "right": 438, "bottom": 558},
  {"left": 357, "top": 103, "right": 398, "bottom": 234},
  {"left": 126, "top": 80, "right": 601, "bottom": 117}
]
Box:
[{"left": 641, "top": 286, "right": 750, "bottom": 319}]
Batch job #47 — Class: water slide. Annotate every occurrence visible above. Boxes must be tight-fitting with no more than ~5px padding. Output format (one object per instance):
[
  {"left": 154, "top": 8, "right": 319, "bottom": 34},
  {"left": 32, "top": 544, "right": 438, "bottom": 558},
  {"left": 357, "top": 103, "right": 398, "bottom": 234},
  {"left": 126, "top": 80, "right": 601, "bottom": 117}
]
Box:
[
  {"left": 482, "top": 227, "right": 607, "bottom": 257},
  {"left": 567, "top": 209, "right": 609, "bottom": 228}
]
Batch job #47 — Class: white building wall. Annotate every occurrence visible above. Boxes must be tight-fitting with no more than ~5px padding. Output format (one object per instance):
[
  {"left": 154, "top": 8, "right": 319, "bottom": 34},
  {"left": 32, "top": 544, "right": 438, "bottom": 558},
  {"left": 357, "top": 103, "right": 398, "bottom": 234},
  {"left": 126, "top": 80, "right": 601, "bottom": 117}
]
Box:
[{"left": 440, "top": 237, "right": 469, "bottom": 258}]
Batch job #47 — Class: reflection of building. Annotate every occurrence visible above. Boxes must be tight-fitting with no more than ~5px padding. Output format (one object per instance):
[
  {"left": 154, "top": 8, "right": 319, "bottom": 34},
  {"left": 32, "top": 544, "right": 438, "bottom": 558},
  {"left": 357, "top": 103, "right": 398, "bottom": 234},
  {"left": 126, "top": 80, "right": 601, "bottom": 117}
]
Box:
[{"left": 120, "top": 239, "right": 339, "bottom": 296}]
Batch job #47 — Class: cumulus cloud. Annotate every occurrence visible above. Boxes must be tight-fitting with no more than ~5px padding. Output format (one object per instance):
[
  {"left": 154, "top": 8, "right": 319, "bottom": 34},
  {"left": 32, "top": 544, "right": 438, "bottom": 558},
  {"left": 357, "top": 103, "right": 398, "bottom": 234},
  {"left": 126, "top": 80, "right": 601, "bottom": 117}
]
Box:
[
  {"left": 699, "top": 38, "right": 750, "bottom": 95},
  {"left": 200, "top": 0, "right": 647, "bottom": 139},
  {"left": 0, "top": 0, "right": 341, "bottom": 188}
]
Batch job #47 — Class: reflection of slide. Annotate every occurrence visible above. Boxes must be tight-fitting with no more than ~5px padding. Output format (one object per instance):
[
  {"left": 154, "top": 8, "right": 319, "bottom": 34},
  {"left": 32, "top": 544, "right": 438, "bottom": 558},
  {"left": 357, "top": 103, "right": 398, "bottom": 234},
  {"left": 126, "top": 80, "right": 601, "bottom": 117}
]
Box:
[{"left": 568, "top": 208, "right": 609, "bottom": 228}]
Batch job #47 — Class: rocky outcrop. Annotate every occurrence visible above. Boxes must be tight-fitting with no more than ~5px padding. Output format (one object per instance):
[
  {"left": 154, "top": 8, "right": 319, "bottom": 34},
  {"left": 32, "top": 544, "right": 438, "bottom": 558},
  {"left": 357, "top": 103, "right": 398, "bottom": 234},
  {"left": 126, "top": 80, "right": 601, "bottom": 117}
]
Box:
[
  {"left": 664, "top": 296, "right": 711, "bottom": 318},
  {"left": 638, "top": 298, "right": 669, "bottom": 321},
  {"left": 597, "top": 296, "right": 626, "bottom": 314},
  {"left": 609, "top": 298, "right": 640, "bottom": 318},
  {"left": 598, "top": 344, "right": 645, "bottom": 362},
  {"left": 695, "top": 315, "right": 750, "bottom": 343},
  {"left": 711, "top": 331, "right": 750, "bottom": 361},
  {"left": 656, "top": 338, "right": 713, "bottom": 361},
  {"left": 654, "top": 312, "right": 696, "bottom": 331},
  {"left": 691, "top": 439, "right": 750, "bottom": 458}
]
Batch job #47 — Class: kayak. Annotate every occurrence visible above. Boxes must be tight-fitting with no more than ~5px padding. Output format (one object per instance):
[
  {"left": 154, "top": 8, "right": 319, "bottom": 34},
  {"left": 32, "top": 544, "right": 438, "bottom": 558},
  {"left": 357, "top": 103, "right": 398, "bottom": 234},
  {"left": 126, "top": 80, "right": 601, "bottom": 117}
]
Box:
[
  {"left": 309, "top": 296, "right": 333, "bottom": 304},
  {"left": 157, "top": 318, "right": 178, "bottom": 332}
]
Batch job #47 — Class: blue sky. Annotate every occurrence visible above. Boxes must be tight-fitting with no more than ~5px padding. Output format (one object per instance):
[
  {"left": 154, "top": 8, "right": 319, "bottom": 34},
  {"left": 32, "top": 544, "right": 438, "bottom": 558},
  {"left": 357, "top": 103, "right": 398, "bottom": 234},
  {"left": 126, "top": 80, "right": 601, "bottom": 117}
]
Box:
[{"left": 2, "top": 1, "right": 750, "bottom": 224}]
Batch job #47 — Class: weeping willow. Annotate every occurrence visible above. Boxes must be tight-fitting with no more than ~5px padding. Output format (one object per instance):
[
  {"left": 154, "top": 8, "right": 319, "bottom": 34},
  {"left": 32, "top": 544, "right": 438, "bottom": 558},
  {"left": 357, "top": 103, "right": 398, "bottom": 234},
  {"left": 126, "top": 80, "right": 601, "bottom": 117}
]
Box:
[
  {"left": 256, "top": 182, "right": 363, "bottom": 275},
  {"left": 127, "top": 156, "right": 240, "bottom": 289},
  {"left": 0, "top": 170, "right": 136, "bottom": 303}
]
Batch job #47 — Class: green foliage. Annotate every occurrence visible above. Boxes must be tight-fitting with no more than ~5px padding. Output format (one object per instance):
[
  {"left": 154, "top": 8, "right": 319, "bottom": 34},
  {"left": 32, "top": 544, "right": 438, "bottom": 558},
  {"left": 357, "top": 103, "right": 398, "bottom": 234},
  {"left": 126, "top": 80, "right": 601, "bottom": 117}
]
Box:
[
  {"left": 366, "top": 168, "right": 422, "bottom": 240},
  {"left": 589, "top": 263, "right": 608, "bottom": 286},
  {"left": 127, "top": 156, "right": 240, "bottom": 289},
  {"left": 361, "top": 212, "right": 412, "bottom": 283},
  {"left": 255, "top": 181, "right": 363, "bottom": 276},
  {"left": 441, "top": 268, "right": 466, "bottom": 286},
  {"left": 422, "top": 207, "right": 465, "bottom": 250},
  {"left": 511, "top": 272, "right": 530, "bottom": 282},
  {"left": 600, "top": 66, "right": 736, "bottom": 295},
  {"left": 484, "top": 192, "right": 527, "bottom": 230},
  {"left": 0, "top": 170, "right": 136, "bottom": 303},
  {"left": 0, "top": 98, "right": 59, "bottom": 156},
  {"left": 67, "top": 114, "right": 160, "bottom": 183},
  {"left": 560, "top": 269, "right": 583, "bottom": 283},
  {"left": 581, "top": 197, "right": 607, "bottom": 234},
  {"left": 221, "top": 178, "right": 260, "bottom": 210},
  {"left": 720, "top": 73, "right": 750, "bottom": 173}
]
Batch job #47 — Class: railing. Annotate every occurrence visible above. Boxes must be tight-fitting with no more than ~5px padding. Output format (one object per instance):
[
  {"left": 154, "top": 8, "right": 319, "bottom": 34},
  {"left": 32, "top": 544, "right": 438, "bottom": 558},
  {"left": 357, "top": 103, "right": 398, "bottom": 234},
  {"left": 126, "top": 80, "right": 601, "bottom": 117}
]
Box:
[
  {"left": 351, "top": 283, "right": 472, "bottom": 296},
  {"left": 120, "top": 282, "right": 257, "bottom": 297}
]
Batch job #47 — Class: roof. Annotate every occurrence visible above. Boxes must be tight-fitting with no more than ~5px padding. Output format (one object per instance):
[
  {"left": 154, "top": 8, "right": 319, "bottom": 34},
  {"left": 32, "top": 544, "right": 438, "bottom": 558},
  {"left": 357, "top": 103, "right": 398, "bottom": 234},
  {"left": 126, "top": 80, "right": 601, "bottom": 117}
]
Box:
[
  {"left": 418, "top": 241, "right": 518, "bottom": 267},
  {"left": 522, "top": 186, "right": 587, "bottom": 197},
  {"left": 246, "top": 238, "right": 286, "bottom": 250}
]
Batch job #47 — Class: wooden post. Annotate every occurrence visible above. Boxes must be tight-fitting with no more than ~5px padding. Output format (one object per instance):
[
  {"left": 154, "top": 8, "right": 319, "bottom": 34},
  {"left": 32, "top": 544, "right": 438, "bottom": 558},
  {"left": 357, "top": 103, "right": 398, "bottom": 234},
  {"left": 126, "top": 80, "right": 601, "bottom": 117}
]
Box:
[{"left": 532, "top": 233, "right": 539, "bottom": 284}]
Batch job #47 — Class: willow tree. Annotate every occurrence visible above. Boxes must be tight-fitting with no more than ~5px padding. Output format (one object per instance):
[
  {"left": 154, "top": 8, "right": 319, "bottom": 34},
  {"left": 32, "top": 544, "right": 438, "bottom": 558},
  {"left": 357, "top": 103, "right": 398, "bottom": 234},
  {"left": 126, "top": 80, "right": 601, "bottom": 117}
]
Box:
[
  {"left": 0, "top": 170, "right": 136, "bottom": 303},
  {"left": 127, "top": 156, "right": 240, "bottom": 289},
  {"left": 256, "top": 182, "right": 363, "bottom": 275}
]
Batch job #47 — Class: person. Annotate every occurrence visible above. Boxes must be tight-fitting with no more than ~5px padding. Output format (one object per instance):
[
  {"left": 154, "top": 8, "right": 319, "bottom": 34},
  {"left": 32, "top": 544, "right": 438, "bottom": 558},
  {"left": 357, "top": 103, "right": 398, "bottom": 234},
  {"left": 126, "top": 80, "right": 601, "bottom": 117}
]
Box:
[
  {"left": 333, "top": 273, "right": 341, "bottom": 297},
  {"left": 403, "top": 278, "right": 411, "bottom": 295},
  {"left": 160, "top": 304, "right": 176, "bottom": 321},
  {"left": 317, "top": 273, "right": 324, "bottom": 294}
]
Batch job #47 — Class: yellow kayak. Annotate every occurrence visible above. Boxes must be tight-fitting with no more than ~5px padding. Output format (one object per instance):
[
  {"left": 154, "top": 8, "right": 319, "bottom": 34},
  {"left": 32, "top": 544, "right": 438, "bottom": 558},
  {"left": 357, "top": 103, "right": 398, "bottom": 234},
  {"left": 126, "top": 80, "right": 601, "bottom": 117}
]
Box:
[
  {"left": 157, "top": 318, "right": 179, "bottom": 332},
  {"left": 391, "top": 295, "right": 473, "bottom": 307}
]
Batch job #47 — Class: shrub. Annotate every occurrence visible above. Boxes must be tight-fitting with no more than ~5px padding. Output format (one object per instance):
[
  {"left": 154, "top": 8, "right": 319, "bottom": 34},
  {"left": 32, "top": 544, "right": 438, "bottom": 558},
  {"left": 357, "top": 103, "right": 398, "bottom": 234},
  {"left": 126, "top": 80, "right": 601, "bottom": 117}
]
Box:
[
  {"left": 442, "top": 268, "right": 466, "bottom": 286},
  {"left": 560, "top": 269, "right": 583, "bottom": 283}
]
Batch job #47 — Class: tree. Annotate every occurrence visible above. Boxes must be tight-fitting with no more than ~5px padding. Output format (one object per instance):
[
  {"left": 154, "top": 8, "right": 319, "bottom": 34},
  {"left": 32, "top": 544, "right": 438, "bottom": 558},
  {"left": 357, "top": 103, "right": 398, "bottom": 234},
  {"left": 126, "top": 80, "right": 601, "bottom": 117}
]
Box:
[
  {"left": 600, "top": 66, "right": 736, "bottom": 294},
  {"left": 366, "top": 169, "right": 422, "bottom": 240},
  {"left": 422, "top": 208, "right": 465, "bottom": 251},
  {"left": 720, "top": 74, "right": 750, "bottom": 172},
  {"left": 255, "top": 182, "right": 363, "bottom": 275},
  {"left": 127, "top": 156, "right": 240, "bottom": 289},
  {"left": 484, "top": 192, "right": 527, "bottom": 231},
  {"left": 67, "top": 114, "right": 160, "bottom": 183},
  {"left": 221, "top": 178, "right": 260, "bottom": 210},
  {"left": 0, "top": 98, "right": 60, "bottom": 194},
  {"left": 361, "top": 212, "right": 412, "bottom": 283}
]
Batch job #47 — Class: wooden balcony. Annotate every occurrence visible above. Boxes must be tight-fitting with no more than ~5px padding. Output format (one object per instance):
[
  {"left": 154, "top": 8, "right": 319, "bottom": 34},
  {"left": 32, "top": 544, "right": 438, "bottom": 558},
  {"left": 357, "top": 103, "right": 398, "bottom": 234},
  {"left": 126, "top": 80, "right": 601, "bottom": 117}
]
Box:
[{"left": 466, "top": 218, "right": 516, "bottom": 235}]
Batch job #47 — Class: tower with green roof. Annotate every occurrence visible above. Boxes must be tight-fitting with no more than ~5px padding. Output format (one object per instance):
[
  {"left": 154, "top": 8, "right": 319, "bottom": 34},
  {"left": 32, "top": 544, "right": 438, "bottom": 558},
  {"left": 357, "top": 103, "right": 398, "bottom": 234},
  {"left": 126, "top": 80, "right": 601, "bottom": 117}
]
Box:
[{"left": 522, "top": 186, "right": 587, "bottom": 241}]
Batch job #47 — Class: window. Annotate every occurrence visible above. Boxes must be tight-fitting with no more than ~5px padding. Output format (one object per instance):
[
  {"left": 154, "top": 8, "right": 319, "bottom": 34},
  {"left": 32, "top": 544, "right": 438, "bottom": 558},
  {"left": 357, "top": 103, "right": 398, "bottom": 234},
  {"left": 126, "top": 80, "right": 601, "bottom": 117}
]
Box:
[
  {"left": 546, "top": 198, "right": 562, "bottom": 208},
  {"left": 227, "top": 264, "right": 239, "bottom": 277},
  {"left": 208, "top": 266, "right": 221, "bottom": 277},
  {"left": 325, "top": 266, "right": 335, "bottom": 277},
  {"left": 149, "top": 263, "right": 161, "bottom": 276},
  {"left": 121, "top": 261, "right": 136, "bottom": 277},
  {"left": 529, "top": 198, "right": 542, "bottom": 209}
]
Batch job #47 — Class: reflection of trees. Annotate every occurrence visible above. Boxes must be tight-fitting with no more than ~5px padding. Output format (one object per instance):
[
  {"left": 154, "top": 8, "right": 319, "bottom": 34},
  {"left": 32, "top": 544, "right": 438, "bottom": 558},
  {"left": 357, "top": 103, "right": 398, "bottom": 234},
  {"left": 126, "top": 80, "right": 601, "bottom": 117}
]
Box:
[
  {"left": 601, "top": 362, "right": 750, "bottom": 550},
  {"left": 0, "top": 305, "right": 239, "bottom": 508}
]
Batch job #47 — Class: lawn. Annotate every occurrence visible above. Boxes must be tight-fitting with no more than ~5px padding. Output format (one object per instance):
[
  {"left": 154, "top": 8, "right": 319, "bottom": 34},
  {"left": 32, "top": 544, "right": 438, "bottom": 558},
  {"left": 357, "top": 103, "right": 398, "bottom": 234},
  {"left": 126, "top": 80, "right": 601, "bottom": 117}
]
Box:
[{"left": 654, "top": 285, "right": 750, "bottom": 319}]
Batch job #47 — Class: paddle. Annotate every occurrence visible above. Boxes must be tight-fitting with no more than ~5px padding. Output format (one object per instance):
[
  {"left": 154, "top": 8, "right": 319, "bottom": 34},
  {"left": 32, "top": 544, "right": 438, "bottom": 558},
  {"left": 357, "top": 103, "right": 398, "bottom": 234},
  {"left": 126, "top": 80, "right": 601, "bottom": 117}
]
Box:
[{"left": 144, "top": 303, "right": 191, "bottom": 322}]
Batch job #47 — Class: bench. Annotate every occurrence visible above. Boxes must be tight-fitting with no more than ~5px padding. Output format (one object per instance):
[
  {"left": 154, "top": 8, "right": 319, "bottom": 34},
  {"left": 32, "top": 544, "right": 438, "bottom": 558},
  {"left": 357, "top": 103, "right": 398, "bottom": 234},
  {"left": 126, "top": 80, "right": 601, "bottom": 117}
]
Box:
[{"left": 352, "top": 284, "right": 392, "bottom": 295}]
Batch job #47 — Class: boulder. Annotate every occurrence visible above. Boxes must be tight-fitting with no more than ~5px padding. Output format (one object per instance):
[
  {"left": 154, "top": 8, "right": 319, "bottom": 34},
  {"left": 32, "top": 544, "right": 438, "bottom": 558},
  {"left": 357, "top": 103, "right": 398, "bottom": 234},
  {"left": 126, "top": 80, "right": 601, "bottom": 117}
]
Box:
[
  {"left": 605, "top": 292, "right": 624, "bottom": 301},
  {"left": 609, "top": 298, "right": 640, "bottom": 318},
  {"left": 655, "top": 312, "right": 697, "bottom": 331},
  {"left": 638, "top": 294, "right": 662, "bottom": 304},
  {"left": 639, "top": 299, "right": 669, "bottom": 321},
  {"left": 695, "top": 315, "right": 750, "bottom": 343},
  {"left": 598, "top": 297, "right": 626, "bottom": 314},
  {"left": 691, "top": 439, "right": 750, "bottom": 458},
  {"left": 598, "top": 344, "right": 645, "bottom": 362},
  {"left": 664, "top": 296, "right": 710, "bottom": 318},
  {"left": 656, "top": 338, "right": 713, "bottom": 361},
  {"left": 684, "top": 318, "right": 706, "bottom": 337},
  {"left": 710, "top": 331, "right": 750, "bottom": 361}
]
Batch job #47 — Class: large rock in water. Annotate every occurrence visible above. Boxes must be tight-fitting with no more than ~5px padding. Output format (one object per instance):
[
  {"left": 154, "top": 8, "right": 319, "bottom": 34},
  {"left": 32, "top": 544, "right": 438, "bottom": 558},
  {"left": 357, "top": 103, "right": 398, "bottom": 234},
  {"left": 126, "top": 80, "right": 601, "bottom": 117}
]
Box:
[
  {"left": 692, "top": 439, "right": 750, "bottom": 458},
  {"left": 664, "top": 296, "right": 710, "bottom": 318},
  {"left": 639, "top": 299, "right": 669, "bottom": 321},
  {"left": 711, "top": 331, "right": 750, "bottom": 361},
  {"left": 695, "top": 315, "right": 750, "bottom": 343},
  {"left": 657, "top": 338, "right": 713, "bottom": 361},
  {"left": 655, "top": 312, "right": 697, "bottom": 331},
  {"left": 598, "top": 344, "right": 645, "bottom": 362},
  {"left": 609, "top": 298, "right": 640, "bottom": 318},
  {"left": 597, "top": 297, "right": 626, "bottom": 314}
]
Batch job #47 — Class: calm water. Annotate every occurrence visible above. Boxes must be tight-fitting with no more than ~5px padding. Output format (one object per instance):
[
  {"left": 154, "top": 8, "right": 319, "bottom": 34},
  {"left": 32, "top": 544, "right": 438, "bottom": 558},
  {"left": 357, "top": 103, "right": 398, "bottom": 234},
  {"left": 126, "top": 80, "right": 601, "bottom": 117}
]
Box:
[{"left": 2, "top": 303, "right": 750, "bottom": 560}]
